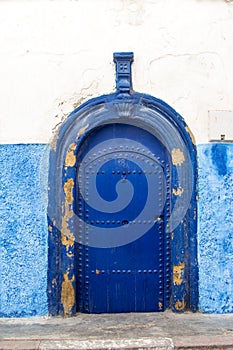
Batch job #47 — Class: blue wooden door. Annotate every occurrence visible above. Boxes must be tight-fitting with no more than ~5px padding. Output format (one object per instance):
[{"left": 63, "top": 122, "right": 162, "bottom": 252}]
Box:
[{"left": 75, "top": 124, "right": 170, "bottom": 313}]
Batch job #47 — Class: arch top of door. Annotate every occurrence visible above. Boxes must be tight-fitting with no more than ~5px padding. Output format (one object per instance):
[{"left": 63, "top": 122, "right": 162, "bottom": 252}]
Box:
[{"left": 47, "top": 52, "right": 198, "bottom": 316}]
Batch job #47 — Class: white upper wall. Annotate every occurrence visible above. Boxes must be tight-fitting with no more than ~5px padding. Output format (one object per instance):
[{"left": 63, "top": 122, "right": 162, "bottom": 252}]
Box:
[{"left": 0, "top": 0, "right": 233, "bottom": 144}]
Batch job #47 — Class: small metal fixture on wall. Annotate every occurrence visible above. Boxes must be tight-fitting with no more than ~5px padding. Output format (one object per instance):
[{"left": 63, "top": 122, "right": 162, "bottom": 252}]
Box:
[{"left": 47, "top": 52, "right": 198, "bottom": 316}]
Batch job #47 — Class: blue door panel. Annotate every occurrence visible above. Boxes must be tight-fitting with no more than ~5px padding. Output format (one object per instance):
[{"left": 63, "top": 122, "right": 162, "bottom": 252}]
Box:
[{"left": 75, "top": 123, "right": 170, "bottom": 313}]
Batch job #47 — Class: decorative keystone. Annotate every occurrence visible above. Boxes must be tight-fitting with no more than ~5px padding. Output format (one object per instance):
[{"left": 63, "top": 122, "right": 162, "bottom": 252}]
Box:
[{"left": 113, "top": 52, "right": 134, "bottom": 95}]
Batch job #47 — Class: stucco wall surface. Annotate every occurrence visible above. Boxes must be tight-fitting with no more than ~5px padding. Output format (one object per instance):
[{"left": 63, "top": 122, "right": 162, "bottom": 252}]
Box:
[
  {"left": 198, "top": 143, "right": 233, "bottom": 313},
  {"left": 0, "top": 143, "right": 233, "bottom": 316},
  {"left": 0, "top": 144, "right": 48, "bottom": 317},
  {"left": 0, "top": 0, "right": 233, "bottom": 145}
]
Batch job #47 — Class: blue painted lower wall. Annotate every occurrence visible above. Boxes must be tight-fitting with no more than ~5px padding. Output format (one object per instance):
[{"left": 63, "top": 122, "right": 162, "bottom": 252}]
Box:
[
  {"left": 0, "top": 144, "right": 48, "bottom": 317},
  {"left": 0, "top": 143, "right": 232, "bottom": 316},
  {"left": 197, "top": 143, "right": 233, "bottom": 313}
]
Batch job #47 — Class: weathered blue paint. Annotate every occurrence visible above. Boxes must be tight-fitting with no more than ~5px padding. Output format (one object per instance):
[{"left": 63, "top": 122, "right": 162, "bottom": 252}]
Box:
[
  {"left": 0, "top": 144, "right": 48, "bottom": 317},
  {"left": 198, "top": 143, "right": 233, "bottom": 313},
  {"left": 47, "top": 52, "right": 198, "bottom": 316},
  {"left": 211, "top": 143, "right": 228, "bottom": 177}
]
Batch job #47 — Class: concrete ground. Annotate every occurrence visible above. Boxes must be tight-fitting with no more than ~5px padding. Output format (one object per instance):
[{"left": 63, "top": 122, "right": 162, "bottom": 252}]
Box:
[{"left": 0, "top": 312, "right": 233, "bottom": 350}]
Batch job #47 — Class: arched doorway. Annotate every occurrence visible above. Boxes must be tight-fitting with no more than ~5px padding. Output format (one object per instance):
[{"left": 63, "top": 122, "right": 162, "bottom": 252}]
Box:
[{"left": 47, "top": 53, "right": 198, "bottom": 316}]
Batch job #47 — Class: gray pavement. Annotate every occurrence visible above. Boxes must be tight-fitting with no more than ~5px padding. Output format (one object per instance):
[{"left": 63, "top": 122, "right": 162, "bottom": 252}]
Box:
[{"left": 0, "top": 312, "right": 233, "bottom": 349}]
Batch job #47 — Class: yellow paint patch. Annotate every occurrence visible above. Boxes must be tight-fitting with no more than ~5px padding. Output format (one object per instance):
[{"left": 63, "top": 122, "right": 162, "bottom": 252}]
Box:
[
  {"left": 48, "top": 225, "right": 52, "bottom": 232},
  {"left": 61, "top": 178, "right": 75, "bottom": 251},
  {"left": 61, "top": 210, "right": 74, "bottom": 251},
  {"left": 196, "top": 195, "right": 199, "bottom": 201},
  {"left": 65, "top": 143, "right": 77, "bottom": 167},
  {"left": 173, "top": 263, "right": 185, "bottom": 285},
  {"left": 172, "top": 149, "right": 185, "bottom": 166},
  {"left": 61, "top": 272, "right": 75, "bottom": 316},
  {"left": 96, "top": 269, "right": 100, "bottom": 275},
  {"left": 64, "top": 178, "right": 74, "bottom": 205},
  {"left": 185, "top": 126, "right": 196, "bottom": 145},
  {"left": 175, "top": 299, "right": 186, "bottom": 311},
  {"left": 158, "top": 302, "right": 163, "bottom": 310},
  {"left": 172, "top": 187, "right": 184, "bottom": 196}
]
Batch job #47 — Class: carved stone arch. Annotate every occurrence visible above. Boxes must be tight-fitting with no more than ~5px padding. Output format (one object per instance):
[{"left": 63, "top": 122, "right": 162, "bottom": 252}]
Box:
[{"left": 47, "top": 53, "right": 198, "bottom": 316}]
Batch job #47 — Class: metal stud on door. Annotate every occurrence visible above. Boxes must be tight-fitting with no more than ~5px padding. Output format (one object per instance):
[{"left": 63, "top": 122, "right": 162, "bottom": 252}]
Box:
[{"left": 75, "top": 123, "right": 171, "bottom": 313}]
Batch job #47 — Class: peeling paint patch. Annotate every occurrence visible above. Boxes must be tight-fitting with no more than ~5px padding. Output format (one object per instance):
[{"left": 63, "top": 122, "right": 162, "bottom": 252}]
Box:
[
  {"left": 61, "top": 272, "right": 75, "bottom": 317},
  {"left": 61, "top": 200, "right": 74, "bottom": 250},
  {"left": 175, "top": 299, "right": 185, "bottom": 311},
  {"left": 77, "top": 124, "right": 89, "bottom": 140},
  {"left": 50, "top": 128, "right": 59, "bottom": 151},
  {"left": 61, "top": 179, "right": 75, "bottom": 251},
  {"left": 73, "top": 97, "right": 87, "bottom": 109},
  {"left": 185, "top": 126, "right": 196, "bottom": 145},
  {"left": 61, "top": 230, "right": 74, "bottom": 250},
  {"left": 173, "top": 263, "right": 185, "bottom": 285},
  {"left": 61, "top": 214, "right": 75, "bottom": 251},
  {"left": 65, "top": 143, "right": 77, "bottom": 167},
  {"left": 64, "top": 178, "right": 74, "bottom": 205},
  {"left": 172, "top": 187, "right": 184, "bottom": 196},
  {"left": 172, "top": 148, "right": 185, "bottom": 166},
  {"left": 158, "top": 302, "right": 163, "bottom": 310}
]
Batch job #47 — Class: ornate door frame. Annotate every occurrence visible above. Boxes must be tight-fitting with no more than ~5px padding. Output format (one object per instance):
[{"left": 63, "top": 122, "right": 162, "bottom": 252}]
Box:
[{"left": 47, "top": 52, "right": 198, "bottom": 316}]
